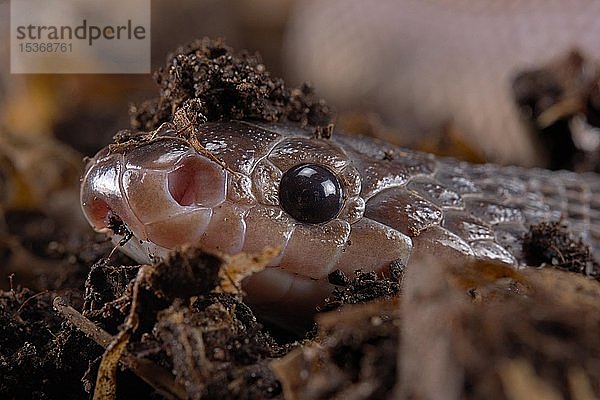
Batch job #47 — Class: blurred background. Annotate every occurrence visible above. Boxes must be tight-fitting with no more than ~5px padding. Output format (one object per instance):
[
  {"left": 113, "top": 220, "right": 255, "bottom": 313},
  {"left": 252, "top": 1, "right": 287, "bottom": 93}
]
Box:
[
  {"left": 1, "top": 0, "right": 600, "bottom": 288},
  {"left": 1, "top": 0, "right": 600, "bottom": 163}
]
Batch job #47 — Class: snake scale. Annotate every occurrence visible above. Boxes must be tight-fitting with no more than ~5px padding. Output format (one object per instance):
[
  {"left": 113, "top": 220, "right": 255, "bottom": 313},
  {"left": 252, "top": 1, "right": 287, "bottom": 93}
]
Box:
[{"left": 80, "top": 121, "right": 600, "bottom": 318}]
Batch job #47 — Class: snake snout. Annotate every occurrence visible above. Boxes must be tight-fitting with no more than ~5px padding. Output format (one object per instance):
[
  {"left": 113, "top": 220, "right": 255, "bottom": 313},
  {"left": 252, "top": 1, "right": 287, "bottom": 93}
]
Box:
[{"left": 80, "top": 152, "right": 142, "bottom": 235}]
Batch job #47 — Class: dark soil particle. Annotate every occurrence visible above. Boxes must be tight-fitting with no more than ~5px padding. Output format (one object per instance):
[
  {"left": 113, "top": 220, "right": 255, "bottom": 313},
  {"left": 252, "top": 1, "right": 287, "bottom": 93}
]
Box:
[
  {"left": 68, "top": 247, "right": 289, "bottom": 399},
  {"left": 130, "top": 37, "right": 333, "bottom": 132},
  {"left": 320, "top": 262, "right": 403, "bottom": 312},
  {"left": 0, "top": 208, "right": 143, "bottom": 399},
  {"left": 0, "top": 287, "right": 91, "bottom": 399},
  {"left": 523, "top": 221, "right": 600, "bottom": 279},
  {"left": 155, "top": 297, "right": 284, "bottom": 399}
]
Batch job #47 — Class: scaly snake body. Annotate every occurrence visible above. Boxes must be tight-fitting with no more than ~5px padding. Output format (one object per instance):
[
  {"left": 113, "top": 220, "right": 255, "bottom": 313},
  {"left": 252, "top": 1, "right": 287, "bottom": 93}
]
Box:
[{"left": 80, "top": 121, "right": 600, "bottom": 316}]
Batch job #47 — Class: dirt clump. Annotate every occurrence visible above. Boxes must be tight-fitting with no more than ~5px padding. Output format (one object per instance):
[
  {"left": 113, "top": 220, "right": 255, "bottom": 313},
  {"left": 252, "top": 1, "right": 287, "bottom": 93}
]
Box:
[{"left": 130, "top": 37, "right": 333, "bottom": 132}]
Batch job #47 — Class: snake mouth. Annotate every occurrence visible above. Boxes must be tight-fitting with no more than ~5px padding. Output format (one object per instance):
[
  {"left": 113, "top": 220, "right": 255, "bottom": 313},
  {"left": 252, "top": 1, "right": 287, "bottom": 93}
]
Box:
[
  {"left": 83, "top": 197, "right": 113, "bottom": 232},
  {"left": 81, "top": 196, "right": 140, "bottom": 243}
]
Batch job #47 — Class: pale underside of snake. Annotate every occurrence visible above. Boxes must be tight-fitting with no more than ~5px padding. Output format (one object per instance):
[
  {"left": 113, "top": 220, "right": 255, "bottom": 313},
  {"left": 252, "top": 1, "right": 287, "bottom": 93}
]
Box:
[{"left": 80, "top": 121, "right": 600, "bottom": 322}]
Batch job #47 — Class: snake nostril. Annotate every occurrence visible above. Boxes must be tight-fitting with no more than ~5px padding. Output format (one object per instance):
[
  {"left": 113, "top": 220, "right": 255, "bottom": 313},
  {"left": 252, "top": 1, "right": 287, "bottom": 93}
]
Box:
[
  {"left": 168, "top": 163, "right": 196, "bottom": 206},
  {"left": 167, "top": 156, "right": 227, "bottom": 207}
]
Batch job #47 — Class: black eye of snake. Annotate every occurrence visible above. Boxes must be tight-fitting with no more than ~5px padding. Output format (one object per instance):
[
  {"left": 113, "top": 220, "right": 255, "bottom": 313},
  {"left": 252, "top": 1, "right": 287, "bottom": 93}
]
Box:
[{"left": 278, "top": 164, "right": 343, "bottom": 224}]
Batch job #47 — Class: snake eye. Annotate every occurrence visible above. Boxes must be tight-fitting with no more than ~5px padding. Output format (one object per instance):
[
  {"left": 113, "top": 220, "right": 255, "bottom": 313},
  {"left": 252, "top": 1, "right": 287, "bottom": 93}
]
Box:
[{"left": 279, "top": 164, "right": 343, "bottom": 224}]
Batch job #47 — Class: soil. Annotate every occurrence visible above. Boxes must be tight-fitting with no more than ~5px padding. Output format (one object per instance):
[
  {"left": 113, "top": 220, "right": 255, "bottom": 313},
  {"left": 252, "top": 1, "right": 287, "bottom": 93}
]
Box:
[
  {"left": 523, "top": 221, "right": 600, "bottom": 279},
  {"left": 129, "top": 37, "right": 334, "bottom": 132}
]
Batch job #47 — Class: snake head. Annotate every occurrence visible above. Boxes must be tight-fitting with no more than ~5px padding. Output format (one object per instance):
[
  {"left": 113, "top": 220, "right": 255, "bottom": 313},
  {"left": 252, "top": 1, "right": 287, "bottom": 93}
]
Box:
[{"left": 81, "top": 121, "right": 411, "bottom": 323}]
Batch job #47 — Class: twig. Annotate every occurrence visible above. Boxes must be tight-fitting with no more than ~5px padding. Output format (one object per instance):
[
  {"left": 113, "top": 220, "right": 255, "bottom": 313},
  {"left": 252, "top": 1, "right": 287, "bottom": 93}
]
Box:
[
  {"left": 53, "top": 297, "right": 188, "bottom": 399},
  {"left": 8, "top": 273, "right": 16, "bottom": 302},
  {"left": 12, "top": 290, "right": 49, "bottom": 318}
]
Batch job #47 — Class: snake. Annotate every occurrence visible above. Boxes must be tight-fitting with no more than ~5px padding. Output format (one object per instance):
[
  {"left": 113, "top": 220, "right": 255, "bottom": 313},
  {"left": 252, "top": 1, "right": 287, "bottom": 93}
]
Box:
[{"left": 80, "top": 121, "right": 600, "bottom": 323}]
